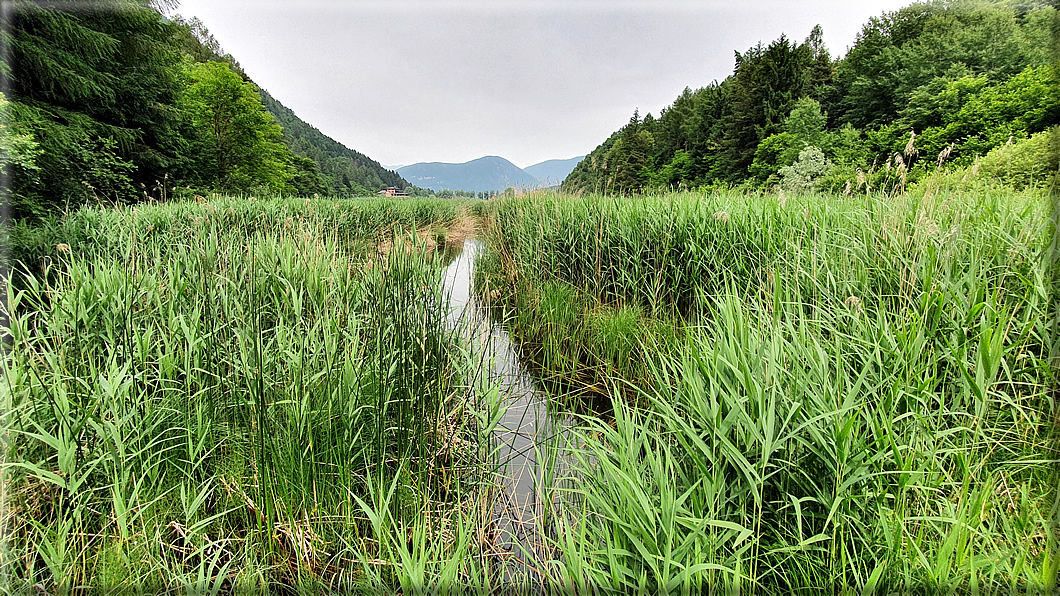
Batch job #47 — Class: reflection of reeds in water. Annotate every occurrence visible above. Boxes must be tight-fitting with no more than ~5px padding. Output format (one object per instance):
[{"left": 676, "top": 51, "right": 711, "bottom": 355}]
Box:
[{"left": 442, "top": 239, "right": 564, "bottom": 586}]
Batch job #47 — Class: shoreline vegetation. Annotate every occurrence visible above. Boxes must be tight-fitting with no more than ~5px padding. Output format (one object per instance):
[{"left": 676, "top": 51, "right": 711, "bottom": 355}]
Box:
[
  {"left": 1, "top": 183, "right": 1057, "bottom": 592},
  {"left": 0, "top": 0, "right": 1057, "bottom": 591},
  {"left": 1, "top": 197, "right": 512, "bottom": 591},
  {"left": 476, "top": 184, "right": 1058, "bottom": 592}
]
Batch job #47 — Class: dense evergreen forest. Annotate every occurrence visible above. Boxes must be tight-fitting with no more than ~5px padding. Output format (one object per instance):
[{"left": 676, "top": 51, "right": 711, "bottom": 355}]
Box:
[
  {"left": 564, "top": 0, "right": 1059, "bottom": 195},
  {"left": 0, "top": 0, "right": 412, "bottom": 219}
]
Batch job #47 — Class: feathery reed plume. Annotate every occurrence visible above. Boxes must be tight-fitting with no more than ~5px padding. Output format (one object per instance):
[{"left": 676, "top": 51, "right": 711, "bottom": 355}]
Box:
[
  {"left": 713, "top": 210, "right": 731, "bottom": 223},
  {"left": 916, "top": 209, "right": 940, "bottom": 242},
  {"left": 937, "top": 142, "right": 955, "bottom": 168},
  {"left": 843, "top": 295, "right": 863, "bottom": 312},
  {"left": 904, "top": 129, "right": 918, "bottom": 159}
]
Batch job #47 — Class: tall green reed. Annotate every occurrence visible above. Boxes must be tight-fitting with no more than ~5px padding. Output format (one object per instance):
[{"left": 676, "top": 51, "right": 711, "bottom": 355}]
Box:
[
  {"left": 1, "top": 196, "right": 498, "bottom": 591},
  {"left": 480, "top": 188, "right": 1058, "bottom": 593}
]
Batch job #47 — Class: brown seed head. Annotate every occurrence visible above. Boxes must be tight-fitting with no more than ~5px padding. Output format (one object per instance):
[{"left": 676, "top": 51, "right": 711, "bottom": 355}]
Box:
[
  {"left": 904, "top": 130, "right": 918, "bottom": 159},
  {"left": 937, "top": 142, "right": 955, "bottom": 168}
]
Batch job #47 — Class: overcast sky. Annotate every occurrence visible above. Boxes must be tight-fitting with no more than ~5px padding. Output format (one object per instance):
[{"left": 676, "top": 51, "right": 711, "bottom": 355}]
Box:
[{"left": 171, "top": 0, "right": 911, "bottom": 170}]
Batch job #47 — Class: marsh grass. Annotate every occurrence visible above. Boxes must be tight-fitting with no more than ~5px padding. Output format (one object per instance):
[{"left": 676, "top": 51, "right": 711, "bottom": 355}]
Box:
[
  {"left": 0, "top": 196, "right": 506, "bottom": 592},
  {"left": 3, "top": 188, "right": 1056, "bottom": 592},
  {"left": 479, "top": 188, "right": 1059, "bottom": 592}
]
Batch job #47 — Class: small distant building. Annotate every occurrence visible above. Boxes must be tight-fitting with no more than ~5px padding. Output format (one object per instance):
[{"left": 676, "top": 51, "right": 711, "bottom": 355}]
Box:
[{"left": 378, "top": 186, "right": 408, "bottom": 197}]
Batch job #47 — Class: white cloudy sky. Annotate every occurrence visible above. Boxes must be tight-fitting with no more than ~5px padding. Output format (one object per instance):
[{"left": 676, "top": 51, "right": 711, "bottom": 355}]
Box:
[{"left": 171, "top": 0, "right": 911, "bottom": 169}]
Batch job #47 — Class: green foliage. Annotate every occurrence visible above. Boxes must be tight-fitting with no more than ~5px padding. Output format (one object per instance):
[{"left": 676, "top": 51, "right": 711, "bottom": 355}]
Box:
[
  {"left": 2, "top": 2, "right": 408, "bottom": 218},
  {"left": 833, "top": 0, "right": 1049, "bottom": 129},
  {"left": 480, "top": 188, "right": 1056, "bottom": 592},
  {"left": 169, "top": 16, "right": 373, "bottom": 198},
  {"left": 612, "top": 114, "right": 656, "bottom": 194},
  {"left": 1, "top": 196, "right": 492, "bottom": 591},
  {"left": 288, "top": 154, "right": 329, "bottom": 196},
  {"left": 564, "top": 111, "right": 657, "bottom": 195},
  {"left": 649, "top": 149, "right": 696, "bottom": 189},
  {"left": 3, "top": 0, "right": 186, "bottom": 217},
  {"left": 7, "top": 101, "right": 140, "bottom": 216},
  {"left": 563, "top": 130, "right": 622, "bottom": 194},
  {"left": 722, "top": 35, "right": 817, "bottom": 176},
  {"left": 783, "top": 96, "right": 831, "bottom": 150},
  {"left": 748, "top": 132, "right": 796, "bottom": 183},
  {"left": 259, "top": 89, "right": 409, "bottom": 196},
  {"left": 779, "top": 145, "right": 832, "bottom": 192},
  {"left": 566, "top": 1, "right": 1058, "bottom": 194},
  {"left": 909, "top": 65, "right": 1060, "bottom": 165},
  {"left": 178, "top": 61, "right": 292, "bottom": 194},
  {"left": 168, "top": 15, "right": 243, "bottom": 70},
  {"left": 750, "top": 97, "right": 833, "bottom": 184},
  {"left": 975, "top": 126, "right": 1060, "bottom": 188},
  {"left": 0, "top": 92, "right": 40, "bottom": 171}
]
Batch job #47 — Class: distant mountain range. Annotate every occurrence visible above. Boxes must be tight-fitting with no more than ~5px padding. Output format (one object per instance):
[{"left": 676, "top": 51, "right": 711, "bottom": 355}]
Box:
[
  {"left": 524, "top": 156, "right": 585, "bottom": 186},
  {"left": 398, "top": 155, "right": 584, "bottom": 193}
]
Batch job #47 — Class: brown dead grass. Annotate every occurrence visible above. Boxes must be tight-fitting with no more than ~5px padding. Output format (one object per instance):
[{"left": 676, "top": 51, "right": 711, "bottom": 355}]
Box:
[
  {"left": 375, "top": 210, "right": 480, "bottom": 258},
  {"left": 441, "top": 213, "right": 479, "bottom": 249}
]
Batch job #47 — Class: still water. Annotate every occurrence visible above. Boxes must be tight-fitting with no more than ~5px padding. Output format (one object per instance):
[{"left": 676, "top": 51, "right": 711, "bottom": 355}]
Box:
[{"left": 441, "top": 239, "right": 565, "bottom": 579}]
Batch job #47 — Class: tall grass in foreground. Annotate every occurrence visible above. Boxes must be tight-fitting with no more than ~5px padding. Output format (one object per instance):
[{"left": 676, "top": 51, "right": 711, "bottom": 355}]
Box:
[
  {"left": 0, "top": 197, "right": 503, "bottom": 591},
  {"left": 479, "top": 189, "right": 1059, "bottom": 592}
]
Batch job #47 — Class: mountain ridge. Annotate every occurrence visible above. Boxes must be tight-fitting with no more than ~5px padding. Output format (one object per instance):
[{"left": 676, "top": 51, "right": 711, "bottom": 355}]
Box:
[
  {"left": 260, "top": 89, "right": 410, "bottom": 196},
  {"left": 524, "top": 156, "right": 585, "bottom": 186},
  {"left": 398, "top": 155, "right": 585, "bottom": 193},
  {"left": 398, "top": 156, "right": 539, "bottom": 193}
]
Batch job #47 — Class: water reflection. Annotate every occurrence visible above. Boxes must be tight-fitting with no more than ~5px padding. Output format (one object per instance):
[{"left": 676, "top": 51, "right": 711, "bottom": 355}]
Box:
[{"left": 441, "top": 239, "right": 562, "bottom": 579}]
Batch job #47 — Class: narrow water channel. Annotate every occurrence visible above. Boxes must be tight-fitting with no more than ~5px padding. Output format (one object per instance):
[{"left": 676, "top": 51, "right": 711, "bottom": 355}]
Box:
[{"left": 441, "top": 239, "right": 562, "bottom": 580}]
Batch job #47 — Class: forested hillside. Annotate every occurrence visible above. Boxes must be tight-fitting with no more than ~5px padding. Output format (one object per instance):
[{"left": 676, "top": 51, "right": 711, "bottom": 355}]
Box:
[
  {"left": 564, "top": 0, "right": 1059, "bottom": 194},
  {"left": 0, "top": 1, "right": 409, "bottom": 219},
  {"left": 524, "top": 156, "right": 585, "bottom": 186},
  {"left": 260, "top": 89, "right": 409, "bottom": 197}
]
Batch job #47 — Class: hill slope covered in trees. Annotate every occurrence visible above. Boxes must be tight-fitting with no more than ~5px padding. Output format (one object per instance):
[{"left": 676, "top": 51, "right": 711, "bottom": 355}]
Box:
[
  {"left": 259, "top": 89, "right": 408, "bottom": 197},
  {"left": 524, "top": 156, "right": 585, "bottom": 186},
  {"left": 0, "top": 2, "right": 410, "bottom": 219},
  {"left": 564, "top": 0, "right": 1058, "bottom": 195}
]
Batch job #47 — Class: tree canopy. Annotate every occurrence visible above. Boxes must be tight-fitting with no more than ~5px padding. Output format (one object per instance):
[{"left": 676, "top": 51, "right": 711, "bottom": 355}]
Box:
[
  {"left": 564, "top": 0, "right": 1058, "bottom": 195},
  {"left": 0, "top": 1, "right": 414, "bottom": 219}
]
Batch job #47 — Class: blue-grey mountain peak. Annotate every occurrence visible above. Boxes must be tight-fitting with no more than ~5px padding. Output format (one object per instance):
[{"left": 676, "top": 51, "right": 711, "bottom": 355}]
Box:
[{"left": 398, "top": 155, "right": 584, "bottom": 193}]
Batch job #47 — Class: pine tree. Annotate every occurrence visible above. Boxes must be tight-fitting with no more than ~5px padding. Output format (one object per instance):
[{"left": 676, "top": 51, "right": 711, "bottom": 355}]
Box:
[{"left": 2, "top": 0, "right": 185, "bottom": 215}]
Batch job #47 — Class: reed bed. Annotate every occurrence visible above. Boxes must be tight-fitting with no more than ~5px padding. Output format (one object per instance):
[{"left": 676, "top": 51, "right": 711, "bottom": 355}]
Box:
[
  {"left": 0, "top": 196, "right": 507, "bottom": 592},
  {"left": 478, "top": 189, "right": 1059, "bottom": 593}
]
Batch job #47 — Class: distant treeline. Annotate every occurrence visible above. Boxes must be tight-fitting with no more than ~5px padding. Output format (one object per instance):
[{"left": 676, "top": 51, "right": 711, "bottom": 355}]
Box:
[
  {"left": 436, "top": 189, "right": 502, "bottom": 199},
  {"left": 564, "top": 0, "right": 1059, "bottom": 195},
  {"left": 0, "top": 0, "right": 415, "bottom": 219}
]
